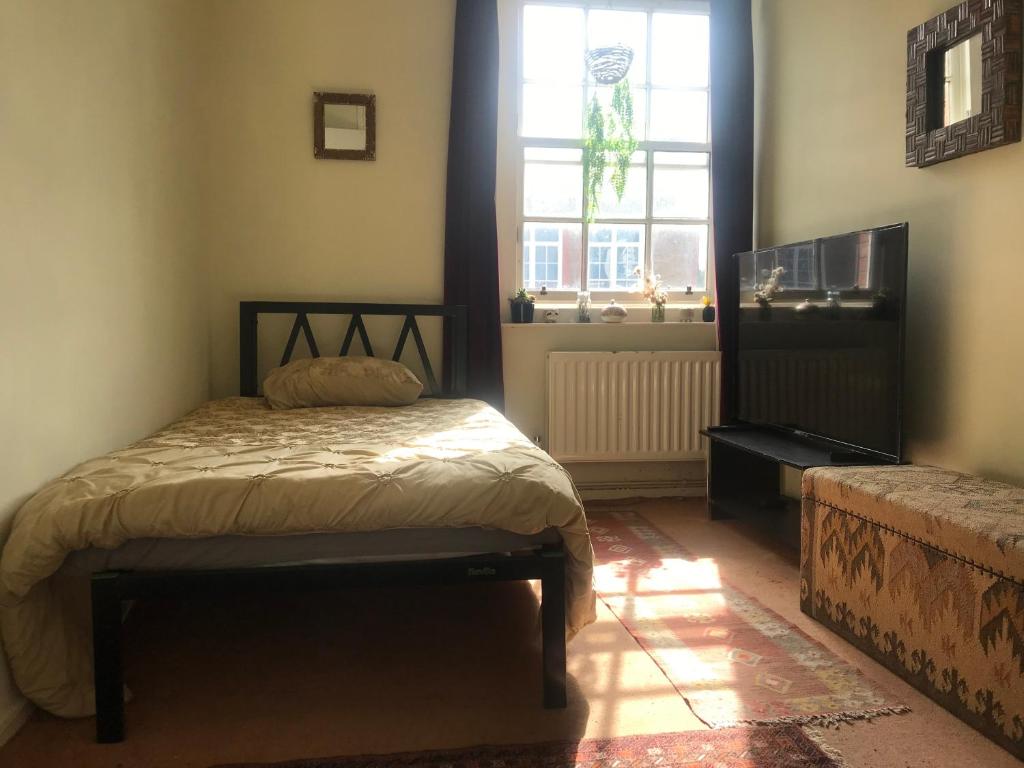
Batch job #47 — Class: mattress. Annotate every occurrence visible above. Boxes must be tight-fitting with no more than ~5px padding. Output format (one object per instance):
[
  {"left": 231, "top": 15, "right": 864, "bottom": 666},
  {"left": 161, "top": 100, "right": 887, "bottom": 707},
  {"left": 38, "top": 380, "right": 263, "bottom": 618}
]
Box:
[{"left": 0, "top": 397, "right": 596, "bottom": 718}]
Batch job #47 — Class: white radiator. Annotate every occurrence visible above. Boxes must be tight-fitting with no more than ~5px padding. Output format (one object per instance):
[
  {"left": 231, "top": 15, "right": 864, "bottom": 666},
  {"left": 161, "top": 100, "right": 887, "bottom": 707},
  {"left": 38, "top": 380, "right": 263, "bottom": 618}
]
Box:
[{"left": 547, "top": 351, "right": 721, "bottom": 462}]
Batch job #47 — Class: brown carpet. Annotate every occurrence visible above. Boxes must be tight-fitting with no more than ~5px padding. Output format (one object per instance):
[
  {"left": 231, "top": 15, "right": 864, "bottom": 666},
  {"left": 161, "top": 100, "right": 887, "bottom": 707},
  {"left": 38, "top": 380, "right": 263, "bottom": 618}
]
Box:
[{"left": 211, "top": 727, "right": 845, "bottom": 768}]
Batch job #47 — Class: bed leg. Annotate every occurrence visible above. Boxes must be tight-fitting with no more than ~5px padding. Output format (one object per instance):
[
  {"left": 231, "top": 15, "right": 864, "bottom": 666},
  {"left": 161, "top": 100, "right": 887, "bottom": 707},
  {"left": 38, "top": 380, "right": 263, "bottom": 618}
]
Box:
[
  {"left": 92, "top": 572, "right": 125, "bottom": 743},
  {"left": 540, "top": 545, "right": 567, "bottom": 709}
]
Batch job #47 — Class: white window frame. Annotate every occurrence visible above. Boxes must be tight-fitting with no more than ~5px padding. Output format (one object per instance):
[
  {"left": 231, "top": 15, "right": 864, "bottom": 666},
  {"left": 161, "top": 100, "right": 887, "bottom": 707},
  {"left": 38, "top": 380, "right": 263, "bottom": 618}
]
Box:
[
  {"left": 514, "top": 0, "right": 715, "bottom": 305},
  {"left": 587, "top": 224, "right": 644, "bottom": 290},
  {"left": 523, "top": 223, "right": 565, "bottom": 289},
  {"left": 777, "top": 244, "right": 818, "bottom": 290}
]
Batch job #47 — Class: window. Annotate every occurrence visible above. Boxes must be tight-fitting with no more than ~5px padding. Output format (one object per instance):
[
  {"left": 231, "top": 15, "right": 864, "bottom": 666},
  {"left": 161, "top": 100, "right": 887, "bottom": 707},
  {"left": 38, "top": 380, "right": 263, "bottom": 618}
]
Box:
[
  {"left": 517, "top": 1, "right": 712, "bottom": 302},
  {"left": 776, "top": 244, "right": 818, "bottom": 290},
  {"left": 523, "top": 224, "right": 564, "bottom": 289}
]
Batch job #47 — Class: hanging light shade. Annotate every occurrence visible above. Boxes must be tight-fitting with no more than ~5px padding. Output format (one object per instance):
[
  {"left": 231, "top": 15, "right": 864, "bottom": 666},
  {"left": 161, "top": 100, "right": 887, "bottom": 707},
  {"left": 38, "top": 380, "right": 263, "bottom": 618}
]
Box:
[{"left": 584, "top": 45, "right": 634, "bottom": 85}]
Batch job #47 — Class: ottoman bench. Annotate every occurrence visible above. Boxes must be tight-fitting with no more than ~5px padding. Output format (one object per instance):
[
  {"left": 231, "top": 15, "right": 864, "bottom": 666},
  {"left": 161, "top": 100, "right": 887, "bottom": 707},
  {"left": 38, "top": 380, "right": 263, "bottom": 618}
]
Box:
[{"left": 800, "top": 465, "right": 1024, "bottom": 757}]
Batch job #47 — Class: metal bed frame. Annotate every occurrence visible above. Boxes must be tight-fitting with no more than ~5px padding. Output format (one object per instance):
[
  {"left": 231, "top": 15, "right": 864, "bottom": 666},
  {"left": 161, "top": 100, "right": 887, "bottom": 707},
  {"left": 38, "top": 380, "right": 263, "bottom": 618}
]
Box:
[{"left": 91, "top": 302, "right": 567, "bottom": 743}]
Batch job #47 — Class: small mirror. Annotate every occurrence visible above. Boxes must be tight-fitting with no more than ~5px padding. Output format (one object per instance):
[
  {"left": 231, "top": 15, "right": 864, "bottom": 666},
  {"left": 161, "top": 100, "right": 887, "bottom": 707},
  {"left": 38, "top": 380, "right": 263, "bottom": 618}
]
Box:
[
  {"left": 907, "top": 0, "right": 1021, "bottom": 168},
  {"left": 314, "top": 92, "right": 375, "bottom": 160},
  {"left": 324, "top": 104, "right": 367, "bottom": 150},
  {"left": 943, "top": 34, "right": 983, "bottom": 125}
]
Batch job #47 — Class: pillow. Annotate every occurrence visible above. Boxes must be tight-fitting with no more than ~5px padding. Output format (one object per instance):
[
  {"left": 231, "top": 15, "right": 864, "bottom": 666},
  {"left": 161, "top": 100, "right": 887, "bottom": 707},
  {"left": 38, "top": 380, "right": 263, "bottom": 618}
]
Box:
[{"left": 263, "top": 356, "right": 423, "bottom": 409}]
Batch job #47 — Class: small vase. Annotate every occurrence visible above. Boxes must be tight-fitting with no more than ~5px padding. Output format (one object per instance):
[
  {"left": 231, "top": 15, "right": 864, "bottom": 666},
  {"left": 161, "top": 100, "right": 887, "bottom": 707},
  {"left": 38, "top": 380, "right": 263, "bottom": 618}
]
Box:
[
  {"left": 576, "top": 291, "right": 591, "bottom": 323},
  {"left": 651, "top": 303, "right": 665, "bottom": 323}
]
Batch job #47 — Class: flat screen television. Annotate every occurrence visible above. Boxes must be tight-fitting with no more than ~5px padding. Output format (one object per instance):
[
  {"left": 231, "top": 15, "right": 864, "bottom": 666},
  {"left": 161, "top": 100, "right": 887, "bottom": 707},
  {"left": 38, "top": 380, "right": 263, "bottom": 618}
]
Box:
[{"left": 735, "top": 223, "right": 908, "bottom": 463}]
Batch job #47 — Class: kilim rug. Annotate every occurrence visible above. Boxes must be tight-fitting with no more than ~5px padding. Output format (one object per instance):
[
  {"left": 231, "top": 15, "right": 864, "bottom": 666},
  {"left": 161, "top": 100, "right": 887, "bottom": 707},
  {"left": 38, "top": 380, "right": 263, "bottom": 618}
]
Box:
[
  {"left": 590, "top": 510, "right": 909, "bottom": 729},
  {"left": 212, "top": 727, "right": 845, "bottom": 767}
]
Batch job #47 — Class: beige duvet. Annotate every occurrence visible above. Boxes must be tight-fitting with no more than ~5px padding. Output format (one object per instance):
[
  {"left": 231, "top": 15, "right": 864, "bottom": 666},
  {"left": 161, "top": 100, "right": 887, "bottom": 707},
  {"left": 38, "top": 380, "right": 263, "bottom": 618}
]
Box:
[{"left": 0, "top": 397, "right": 596, "bottom": 717}]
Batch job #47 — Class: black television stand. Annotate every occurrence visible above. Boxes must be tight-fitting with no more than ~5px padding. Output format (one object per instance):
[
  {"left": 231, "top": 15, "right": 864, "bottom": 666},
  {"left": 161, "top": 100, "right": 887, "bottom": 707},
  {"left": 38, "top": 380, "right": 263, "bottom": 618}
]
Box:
[{"left": 701, "top": 424, "right": 891, "bottom": 549}]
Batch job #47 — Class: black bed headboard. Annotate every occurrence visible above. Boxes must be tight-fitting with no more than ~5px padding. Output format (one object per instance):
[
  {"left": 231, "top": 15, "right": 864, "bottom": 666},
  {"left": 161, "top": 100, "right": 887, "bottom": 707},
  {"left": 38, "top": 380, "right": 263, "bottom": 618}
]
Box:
[{"left": 239, "top": 302, "right": 468, "bottom": 398}]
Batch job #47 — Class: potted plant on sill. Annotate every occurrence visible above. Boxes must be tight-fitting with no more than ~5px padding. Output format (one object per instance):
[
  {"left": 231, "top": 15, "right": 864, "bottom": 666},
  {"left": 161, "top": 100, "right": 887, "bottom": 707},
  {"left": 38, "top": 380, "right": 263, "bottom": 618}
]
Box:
[
  {"left": 635, "top": 267, "right": 668, "bottom": 322},
  {"left": 509, "top": 288, "right": 536, "bottom": 323}
]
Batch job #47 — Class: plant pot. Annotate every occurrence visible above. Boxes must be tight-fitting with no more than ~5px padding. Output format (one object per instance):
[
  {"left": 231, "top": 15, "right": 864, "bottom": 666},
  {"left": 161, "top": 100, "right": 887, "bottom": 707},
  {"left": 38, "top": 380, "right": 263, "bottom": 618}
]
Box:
[{"left": 510, "top": 300, "right": 535, "bottom": 323}]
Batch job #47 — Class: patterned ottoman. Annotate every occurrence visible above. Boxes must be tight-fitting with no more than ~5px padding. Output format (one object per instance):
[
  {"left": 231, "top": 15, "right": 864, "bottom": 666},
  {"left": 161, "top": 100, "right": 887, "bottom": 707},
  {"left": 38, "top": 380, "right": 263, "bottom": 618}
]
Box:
[{"left": 800, "top": 465, "right": 1024, "bottom": 758}]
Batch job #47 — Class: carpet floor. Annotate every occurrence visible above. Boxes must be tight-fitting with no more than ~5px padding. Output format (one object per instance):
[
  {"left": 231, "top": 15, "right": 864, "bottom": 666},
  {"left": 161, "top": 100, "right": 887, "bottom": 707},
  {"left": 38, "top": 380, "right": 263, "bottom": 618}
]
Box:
[
  {"left": 0, "top": 499, "right": 1018, "bottom": 768},
  {"left": 212, "top": 728, "right": 844, "bottom": 768},
  {"left": 590, "top": 510, "right": 907, "bottom": 728}
]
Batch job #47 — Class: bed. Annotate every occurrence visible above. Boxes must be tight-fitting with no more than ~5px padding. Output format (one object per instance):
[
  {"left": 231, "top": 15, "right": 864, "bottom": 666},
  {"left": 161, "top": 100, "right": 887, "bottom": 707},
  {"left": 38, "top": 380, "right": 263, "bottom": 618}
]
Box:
[{"left": 0, "top": 302, "right": 596, "bottom": 743}]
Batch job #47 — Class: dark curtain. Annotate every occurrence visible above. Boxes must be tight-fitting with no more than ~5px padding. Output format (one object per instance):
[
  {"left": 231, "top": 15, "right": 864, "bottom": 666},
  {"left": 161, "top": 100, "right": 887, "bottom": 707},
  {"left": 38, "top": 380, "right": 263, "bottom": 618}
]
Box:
[
  {"left": 710, "top": 0, "right": 754, "bottom": 422},
  {"left": 442, "top": 0, "right": 504, "bottom": 409}
]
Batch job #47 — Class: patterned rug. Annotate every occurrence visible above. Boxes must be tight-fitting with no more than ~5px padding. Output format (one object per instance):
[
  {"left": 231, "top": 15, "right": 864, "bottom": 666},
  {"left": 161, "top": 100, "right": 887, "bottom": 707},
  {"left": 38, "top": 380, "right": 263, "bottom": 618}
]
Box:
[
  {"left": 590, "top": 510, "right": 909, "bottom": 729},
  {"left": 212, "top": 727, "right": 844, "bottom": 767}
]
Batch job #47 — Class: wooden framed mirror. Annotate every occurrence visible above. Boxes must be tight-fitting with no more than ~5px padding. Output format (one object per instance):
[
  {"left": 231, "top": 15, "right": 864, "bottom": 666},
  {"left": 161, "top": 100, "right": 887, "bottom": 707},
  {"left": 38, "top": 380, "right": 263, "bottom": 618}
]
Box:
[
  {"left": 314, "top": 92, "right": 376, "bottom": 161},
  {"left": 906, "top": 0, "right": 1021, "bottom": 167}
]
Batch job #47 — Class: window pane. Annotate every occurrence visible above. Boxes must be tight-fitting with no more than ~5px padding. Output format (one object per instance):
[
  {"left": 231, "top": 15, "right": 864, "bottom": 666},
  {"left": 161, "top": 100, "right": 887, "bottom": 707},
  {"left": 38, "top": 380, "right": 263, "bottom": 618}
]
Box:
[
  {"left": 523, "top": 5, "right": 584, "bottom": 83},
  {"left": 617, "top": 246, "right": 641, "bottom": 283},
  {"left": 523, "top": 148, "right": 582, "bottom": 217},
  {"left": 589, "top": 86, "right": 647, "bottom": 140},
  {"left": 653, "top": 152, "right": 709, "bottom": 218},
  {"left": 651, "top": 13, "right": 709, "bottom": 88},
  {"left": 652, "top": 224, "right": 708, "bottom": 291},
  {"left": 523, "top": 222, "right": 582, "bottom": 291},
  {"left": 522, "top": 84, "right": 583, "bottom": 139},
  {"left": 596, "top": 152, "right": 646, "bottom": 219},
  {"left": 776, "top": 243, "right": 819, "bottom": 289},
  {"left": 650, "top": 89, "right": 708, "bottom": 142},
  {"left": 587, "top": 10, "right": 647, "bottom": 84},
  {"left": 588, "top": 224, "right": 645, "bottom": 291},
  {"left": 588, "top": 246, "right": 611, "bottom": 289}
]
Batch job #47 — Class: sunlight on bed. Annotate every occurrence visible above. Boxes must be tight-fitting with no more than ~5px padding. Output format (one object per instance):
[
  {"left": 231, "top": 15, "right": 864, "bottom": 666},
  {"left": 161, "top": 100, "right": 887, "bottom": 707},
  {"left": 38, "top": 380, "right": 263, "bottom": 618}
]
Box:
[{"left": 373, "top": 411, "right": 527, "bottom": 462}]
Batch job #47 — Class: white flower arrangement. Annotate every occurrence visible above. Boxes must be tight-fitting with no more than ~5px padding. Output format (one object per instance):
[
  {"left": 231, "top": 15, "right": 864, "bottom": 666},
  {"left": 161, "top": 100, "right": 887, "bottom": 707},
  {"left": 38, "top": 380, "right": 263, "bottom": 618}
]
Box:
[
  {"left": 754, "top": 266, "right": 786, "bottom": 304},
  {"left": 634, "top": 266, "right": 668, "bottom": 306}
]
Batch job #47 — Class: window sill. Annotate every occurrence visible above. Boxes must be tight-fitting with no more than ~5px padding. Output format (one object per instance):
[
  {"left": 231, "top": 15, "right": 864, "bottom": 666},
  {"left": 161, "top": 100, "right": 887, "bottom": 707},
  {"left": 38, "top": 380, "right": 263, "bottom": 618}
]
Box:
[
  {"left": 530, "top": 301, "right": 711, "bottom": 309},
  {"left": 505, "top": 302, "right": 718, "bottom": 326},
  {"left": 501, "top": 319, "right": 717, "bottom": 328}
]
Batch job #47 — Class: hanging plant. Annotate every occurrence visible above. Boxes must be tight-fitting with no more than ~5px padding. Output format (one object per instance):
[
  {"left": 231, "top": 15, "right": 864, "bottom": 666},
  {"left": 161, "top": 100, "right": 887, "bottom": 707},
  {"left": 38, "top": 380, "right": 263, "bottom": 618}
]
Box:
[
  {"left": 583, "top": 96, "right": 606, "bottom": 222},
  {"left": 609, "top": 81, "right": 637, "bottom": 201},
  {"left": 584, "top": 45, "right": 634, "bottom": 85},
  {"left": 581, "top": 78, "right": 637, "bottom": 222}
]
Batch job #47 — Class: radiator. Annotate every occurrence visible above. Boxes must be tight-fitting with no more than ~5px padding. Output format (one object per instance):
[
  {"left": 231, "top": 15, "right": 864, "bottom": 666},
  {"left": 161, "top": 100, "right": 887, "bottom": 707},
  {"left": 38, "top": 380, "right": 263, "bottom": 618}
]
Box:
[{"left": 547, "top": 351, "right": 721, "bottom": 462}]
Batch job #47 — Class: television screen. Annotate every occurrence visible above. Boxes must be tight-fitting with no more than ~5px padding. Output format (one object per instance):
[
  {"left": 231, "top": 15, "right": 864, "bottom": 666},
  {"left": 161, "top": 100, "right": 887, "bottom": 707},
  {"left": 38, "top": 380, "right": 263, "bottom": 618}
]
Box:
[{"left": 735, "top": 223, "right": 908, "bottom": 462}]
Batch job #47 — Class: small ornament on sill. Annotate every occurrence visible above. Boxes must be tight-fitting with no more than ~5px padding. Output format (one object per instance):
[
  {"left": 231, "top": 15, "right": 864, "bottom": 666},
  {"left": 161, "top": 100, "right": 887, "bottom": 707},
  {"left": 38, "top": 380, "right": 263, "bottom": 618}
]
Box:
[
  {"left": 576, "top": 291, "right": 591, "bottom": 322},
  {"left": 701, "top": 294, "right": 716, "bottom": 323},
  {"left": 634, "top": 266, "right": 667, "bottom": 323},
  {"left": 600, "top": 299, "right": 628, "bottom": 323},
  {"left": 509, "top": 288, "right": 536, "bottom": 323},
  {"left": 683, "top": 307, "right": 695, "bottom": 323},
  {"left": 825, "top": 289, "right": 842, "bottom": 316},
  {"left": 543, "top": 308, "right": 559, "bottom": 323}
]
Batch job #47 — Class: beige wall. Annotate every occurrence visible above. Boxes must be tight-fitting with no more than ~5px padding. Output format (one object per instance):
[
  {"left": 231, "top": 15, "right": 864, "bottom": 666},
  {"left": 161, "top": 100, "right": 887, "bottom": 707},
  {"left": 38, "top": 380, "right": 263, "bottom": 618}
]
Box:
[
  {"left": 201, "top": 0, "right": 456, "bottom": 397},
  {"left": 755, "top": 0, "right": 1024, "bottom": 485},
  {"left": 0, "top": 0, "right": 209, "bottom": 738}
]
